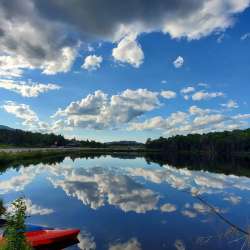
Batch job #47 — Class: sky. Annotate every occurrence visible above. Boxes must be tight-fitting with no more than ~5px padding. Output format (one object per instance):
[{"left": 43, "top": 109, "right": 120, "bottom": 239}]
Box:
[{"left": 0, "top": 0, "right": 250, "bottom": 142}]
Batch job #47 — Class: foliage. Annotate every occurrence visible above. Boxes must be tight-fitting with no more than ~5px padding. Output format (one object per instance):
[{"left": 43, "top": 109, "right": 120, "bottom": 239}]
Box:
[
  {"left": 146, "top": 129, "right": 250, "bottom": 157},
  {"left": 0, "top": 128, "right": 104, "bottom": 148},
  {"left": 0, "top": 198, "right": 32, "bottom": 250},
  {"left": 0, "top": 200, "right": 5, "bottom": 217}
]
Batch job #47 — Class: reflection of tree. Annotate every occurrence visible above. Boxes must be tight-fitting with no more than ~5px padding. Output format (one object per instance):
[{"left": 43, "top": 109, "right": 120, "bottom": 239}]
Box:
[{"left": 144, "top": 152, "right": 250, "bottom": 177}]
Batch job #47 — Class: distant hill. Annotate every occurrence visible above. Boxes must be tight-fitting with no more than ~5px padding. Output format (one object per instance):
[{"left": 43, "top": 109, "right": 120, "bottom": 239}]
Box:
[{"left": 0, "top": 125, "right": 14, "bottom": 131}]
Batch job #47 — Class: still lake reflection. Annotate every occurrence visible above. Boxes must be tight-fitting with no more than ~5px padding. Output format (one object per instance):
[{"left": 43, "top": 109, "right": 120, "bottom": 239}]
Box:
[{"left": 1, "top": 154, "right": 250, "bottom": 249}]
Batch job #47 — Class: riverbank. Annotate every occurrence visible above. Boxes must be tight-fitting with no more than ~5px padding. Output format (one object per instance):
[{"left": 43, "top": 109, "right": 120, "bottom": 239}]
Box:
[{"left": 0, "top": 147, "right": 158, "bottom": 167}]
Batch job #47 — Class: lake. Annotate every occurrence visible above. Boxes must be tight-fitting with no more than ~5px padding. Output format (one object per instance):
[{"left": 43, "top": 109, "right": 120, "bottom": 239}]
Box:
[{"left": 1, "top": 153, "right": 250, "bottom": 250}]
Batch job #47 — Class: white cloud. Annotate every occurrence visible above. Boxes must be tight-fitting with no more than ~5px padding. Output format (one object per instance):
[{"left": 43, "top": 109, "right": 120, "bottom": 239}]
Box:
[
  {"left": 192, "top": 91, "right": 224, "bottom": 101},
  {"left": 49, "top": 167, "right": 159, "bottom": 213},
  {"left": 0, "top": 79, "right": 60, "bottom": 97},
  {"left": 109, "top": 238, "right": 141, "bottom": 250},
  {"left": 2, "top": 101, "right": 52, "bottom": 132},
  {"left": 53, "top": 89, "right": 160, "bottom": 130},
  {"left": 129, "top": 111, "right": 188, "bottom": 132},
  {"left": 221, "top": 100, "right": 239, "bottom": 109},
  {"left": 7, "top": 199, "right": 53, "bottom": 216},
  {"left": 173, "top": 56, "right": 184, "bottom": 68},
  {"left": 240, "top": 32, "right": 250, "bottom": 40},
  {"left": 181, "top": 210, "right": 197, "bottom": 218},
  {"left": 78, "top": 232, "right": 96, "bottom": 250},
  {"left": 0, "top": 0, "right": 249, "bottom": 79},
  {"left": 0, "top": 54, "right": 34, "bottom": 79},
  {"left": 174, "top": 240, "right": 186, "bottom": 250},
  {"left": 160, "top": 203, "right": 177, "bottom": 213},
  {"left": 161, "top": 90, "right": 177, "bottom": 99},
  {"left": 0, "top": 171, "right": 36, "bottom": 194},
  {"left": 129, "top": 104, "right": 250, "bottom": 137},
  {"left": 41, "top": 47, "right": 77, "bottom": 75},
  {"left": 23, "top": 199, "right": 54, "bottom": 216},
  {"left": 198, "top": 83, "right": 209, "bottom": 88},
  {"left": 188, "top": 106, "right": 211, "bottom": 116},
  {"left": 181, "top": 87, "right": 195, "bottom": 94},
  {"left": 82, "top": 55, "right": 103, "bottom": 71},
  {"left": 112, "top": 33, "right": 144, "bottom": 68},
  {"left": 223, "top": 195, "right": 241, "bottom": 205},
  {"left": 3, "top": 101, "right": 39, "bottom": 125},
  {"left": 233, "top": 114, "right": 250, "bottom": 119},
  {"left": 192, "top": 114, "right": 228, "bottom": 127}
]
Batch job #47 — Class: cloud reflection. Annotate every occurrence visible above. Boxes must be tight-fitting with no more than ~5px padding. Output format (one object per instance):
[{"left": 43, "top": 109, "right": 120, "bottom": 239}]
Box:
[
  {"left": 109, "top": 238, "right": 141, "bottom": 250},
  {"left": 48, "top": 167, "right": 159, "bottom": 213}
]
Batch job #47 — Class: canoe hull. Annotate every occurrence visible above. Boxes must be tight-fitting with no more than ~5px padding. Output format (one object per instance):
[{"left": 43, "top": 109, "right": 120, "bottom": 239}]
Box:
[
  {"left": 26, "top": 229, "right": 80, "bottom": 247},
  {"left": 0, "top": 229, "right": 80, "bottom": 249}
]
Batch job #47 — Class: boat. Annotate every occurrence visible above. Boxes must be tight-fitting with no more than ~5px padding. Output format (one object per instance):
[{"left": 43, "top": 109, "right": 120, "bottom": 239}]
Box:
[
  {"left": 0, "top": 219, "right": 80, "bottom": 249},
  {"left": 25, "top": 228, "right": 80, "bottom": 248}
]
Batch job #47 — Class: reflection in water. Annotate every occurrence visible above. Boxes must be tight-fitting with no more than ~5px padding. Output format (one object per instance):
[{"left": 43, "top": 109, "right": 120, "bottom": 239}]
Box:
[
  {"left": 49, "top": 167, "right": 159, "bottom": 213},
  {"left": 77, "top": 231, "right": 96, "bottom": 250},
  {"left": 1, "top": 154, "right": 250, "bottom": 249},
  {"left": 109, "top": 238, "right": 141, "bottom": 250},
  {"left": 7, "top": 198, "right": 54, "bottom": 216},
  {"left": 174, "top": 239, "right": 186, "bottom": 250}
]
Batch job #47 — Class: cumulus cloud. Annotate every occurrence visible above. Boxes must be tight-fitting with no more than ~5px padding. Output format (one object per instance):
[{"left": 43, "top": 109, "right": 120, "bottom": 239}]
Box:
[
  {"left": 0, "top": 79, "right": 60, "bottom": 97},
  {"left": 49, "top": 167, "right": 159, "bottom": 213},
  {"left": 0, "top": 171, "right": 36, "bottom": 194},
  {"left": 0, "top": 0, "right": 248, "bottom": 77},
  {"left": 41, "top": 47, "right": 77, "bottom": 75},
  {"left": 78, "top": 232, "right": 96, "bottom": 250},
  {"left": 173, "top": 56, "right": 184, "bottom": 68},
  {"left": 7, "top": 199, "right": 54, "bottom": 216},
  {"left": 181, "top": 209, "right": 197, "bottom": 218},
  {"left": 180, "top": 87, "right": 195, "bottom": 94},
  {"left": 188, "top": 105, "right": 211, "bottom": 116},
  {"left": 129, "top": 111, "right": 188, "bottom": 132},
  {"left": 2, "top": 101, "right": 52, "bottom": 131},
  {"left": 160, "top": 203, "right": 177, "bottom": 212},
  {"left": 221, "top": 100, "right": 239, "bottom": 109},
  {"left": 161, "top": 90, "right": 177, "bottom": 99},
  {"left": 3, "top": 101, "right": 39, "bottom": 126},
  {"left": 192, "top": 91, "right": 224, "bottom": 101},
  {"left": 0, "top": 0, "right": 249, "bottom": 77},
  {"left": 109, "top": 238, "right": 141, "bottom": 250},
  {"left": 223, "top": 195, "right": 242, "bottom": 205},
  {"left": 174, "top": 240, "right": 186, "bottom": 250},
  {"left": 24, "top": 199, "right": 54, "bottom": 215},
  {"left": 82, "top": 55, "right": 103, "bottom": 71},
  {"left": 112, "top": 33, "right": 144, "bottom": 68},
  {"left": 53, "top": 89, "right": 160, "bottom": 130},
  {"left": 129, "top": 104, "right": 250, "bottom": 137},
  {"left": 0, "top": 54, "right": 34, "bottom": 79}
]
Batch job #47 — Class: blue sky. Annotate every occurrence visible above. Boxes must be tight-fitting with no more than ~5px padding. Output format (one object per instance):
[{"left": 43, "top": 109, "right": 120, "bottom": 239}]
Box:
[{"left": 0, "top": 0, "right": 250, "bottom": 142}]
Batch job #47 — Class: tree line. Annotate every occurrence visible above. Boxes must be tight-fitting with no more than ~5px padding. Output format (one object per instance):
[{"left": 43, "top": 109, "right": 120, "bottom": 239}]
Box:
[
  {"left": 0, "top": 128, "right": 103, "bottom": 148},
  {"left": 145, "top": 129, "right": 250, "bottom": 157}
]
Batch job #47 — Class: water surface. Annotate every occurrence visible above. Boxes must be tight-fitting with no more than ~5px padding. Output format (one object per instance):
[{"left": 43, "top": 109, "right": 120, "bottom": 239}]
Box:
[{"left": 1, "top": 154, "right": 250, "bottom": 249}]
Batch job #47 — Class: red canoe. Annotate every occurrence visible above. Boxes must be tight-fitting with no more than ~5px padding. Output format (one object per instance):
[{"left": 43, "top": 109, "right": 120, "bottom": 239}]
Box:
[
  {"left": 1, "top": 229, "right": 80, "bottom": 249},
  {"left": 25, "top": 229, "right": 80, "bottom": 247}
]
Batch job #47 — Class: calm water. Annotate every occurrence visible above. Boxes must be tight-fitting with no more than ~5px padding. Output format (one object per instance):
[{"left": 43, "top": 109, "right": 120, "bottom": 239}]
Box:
[{"left": 1, "top": 154, "right": 250, "bottom": 249}]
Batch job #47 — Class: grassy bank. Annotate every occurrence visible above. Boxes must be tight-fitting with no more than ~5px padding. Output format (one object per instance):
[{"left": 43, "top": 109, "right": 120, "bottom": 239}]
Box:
[{"left": 0, "top": 147, "right": 157, "bottom": 168}]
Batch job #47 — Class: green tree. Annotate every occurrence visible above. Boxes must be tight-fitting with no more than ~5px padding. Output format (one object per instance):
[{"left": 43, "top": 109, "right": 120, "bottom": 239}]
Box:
[{"left": 0, "top": 198, "right": 32, "bottom": 250}]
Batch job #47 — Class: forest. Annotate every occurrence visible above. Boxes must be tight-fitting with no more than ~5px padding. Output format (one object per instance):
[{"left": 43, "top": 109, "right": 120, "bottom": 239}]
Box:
[
  {"left": 145, "top": 129, "right": 250, "bottom": 157},
  {"left": 0, "top": 127, "right": 103, "bottom": 148}
]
